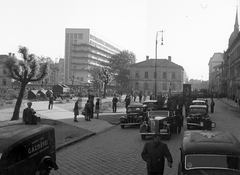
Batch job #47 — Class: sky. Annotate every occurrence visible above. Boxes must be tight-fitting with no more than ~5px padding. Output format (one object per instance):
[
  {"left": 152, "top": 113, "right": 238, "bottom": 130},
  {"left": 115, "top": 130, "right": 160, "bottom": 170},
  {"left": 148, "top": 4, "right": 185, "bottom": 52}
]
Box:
[{"left": 1, "top": 0, "right": 239, "bottom": 81}]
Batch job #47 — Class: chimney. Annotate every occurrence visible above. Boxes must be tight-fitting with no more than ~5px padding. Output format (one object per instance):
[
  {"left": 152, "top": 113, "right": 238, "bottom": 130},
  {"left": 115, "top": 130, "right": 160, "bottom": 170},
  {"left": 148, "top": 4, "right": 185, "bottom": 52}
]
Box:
[
  {"left": 168, "top": 56, "right": 171, "bottom": 62},
  {"left": 146, "top": 55, "right": 149, "bottom": 60}
]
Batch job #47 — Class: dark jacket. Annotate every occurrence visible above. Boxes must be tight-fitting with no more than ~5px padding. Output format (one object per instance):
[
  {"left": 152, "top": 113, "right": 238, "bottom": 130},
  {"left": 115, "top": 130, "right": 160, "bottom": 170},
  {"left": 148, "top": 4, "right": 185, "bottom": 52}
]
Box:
[
  {"left": 74, "top": 101, "right": 79, "bottom": 115},
  {"left": 141, "top": 140, "right": 173, "bottom": 174},
  {"left": 112, "top": 97, "right": 118, "bottom": 103}
]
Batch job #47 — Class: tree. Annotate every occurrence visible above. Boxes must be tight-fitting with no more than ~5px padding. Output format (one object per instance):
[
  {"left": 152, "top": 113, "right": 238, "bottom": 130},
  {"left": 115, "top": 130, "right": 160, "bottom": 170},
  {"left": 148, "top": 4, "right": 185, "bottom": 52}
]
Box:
[
  {"left": 90, "top": 66, "right": 113, "bottom": 98},
  {"left": 108, "top": 50, "right": 136, "bottom": 90},
  {"left": 4, "top": 46, "right": 49, "bottom": 120}
]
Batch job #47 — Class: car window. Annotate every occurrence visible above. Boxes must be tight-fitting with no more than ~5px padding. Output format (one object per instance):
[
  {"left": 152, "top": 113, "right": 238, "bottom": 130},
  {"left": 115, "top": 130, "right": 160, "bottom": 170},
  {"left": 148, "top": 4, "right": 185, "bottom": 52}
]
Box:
[
  {"left": 5, "top": 144, "right": 26, "bottom": 167},
  {"left": 185, "top": 154, "right": 240, "bottom": 171}
]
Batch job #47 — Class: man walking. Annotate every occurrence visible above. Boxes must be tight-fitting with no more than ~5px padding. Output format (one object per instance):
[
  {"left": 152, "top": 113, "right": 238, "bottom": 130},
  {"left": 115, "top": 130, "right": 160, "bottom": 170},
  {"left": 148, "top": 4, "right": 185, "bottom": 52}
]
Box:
[
  {"left": 48, "top": 94, "right": 54, "bottom": 109},
  {"left": 141, "top": 135, "right": 173, "bottom": 175},
  {"left": 112, "top": 94, "right": 118, "bottom": 113}
]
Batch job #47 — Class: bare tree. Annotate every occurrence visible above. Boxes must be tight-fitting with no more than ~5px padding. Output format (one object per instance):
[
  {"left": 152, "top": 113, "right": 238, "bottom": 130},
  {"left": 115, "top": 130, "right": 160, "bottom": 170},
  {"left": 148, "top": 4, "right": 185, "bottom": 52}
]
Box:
[{"left": 4, "top": 46, "right": 49, "bottom": 120}]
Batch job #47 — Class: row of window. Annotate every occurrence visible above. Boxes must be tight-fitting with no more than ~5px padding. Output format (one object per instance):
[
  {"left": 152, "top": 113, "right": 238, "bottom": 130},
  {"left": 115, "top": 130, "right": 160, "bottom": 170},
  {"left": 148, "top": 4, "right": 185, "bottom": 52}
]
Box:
[
  {"left": 135, "top": 71, "right": 176, "bottom": 79},
  {"left": 134, "top": 82, "right": 176, "bottom": 91}
]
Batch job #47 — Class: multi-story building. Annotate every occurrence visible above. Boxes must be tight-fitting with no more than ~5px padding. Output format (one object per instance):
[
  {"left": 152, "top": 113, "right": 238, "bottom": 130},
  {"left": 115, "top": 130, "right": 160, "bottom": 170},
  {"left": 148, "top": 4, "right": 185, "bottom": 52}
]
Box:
[
  {"left": 211, "top": 7, "right": 240, "bottom": 98},
  {"left": 208, "top": 52, "right": 223, "bottom": 92},
  {"left": 0, "top": 54, "right": 12, "bottom": 87},
  {"left": 64, "top": 28, "right": 121, "bottom": 85},
  {"left": 129, "top": 56, "right": 185, "bottom": 95}
]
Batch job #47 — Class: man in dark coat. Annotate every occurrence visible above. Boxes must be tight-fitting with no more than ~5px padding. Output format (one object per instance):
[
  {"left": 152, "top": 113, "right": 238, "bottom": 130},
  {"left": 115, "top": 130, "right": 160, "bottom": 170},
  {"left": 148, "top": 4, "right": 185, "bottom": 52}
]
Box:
[
  {"left": 141, "top": 135, "right": 173, "bottom": 175},
  {"left": 112, "top": 94, "right": 118, "bottom": 113},
  {"left": 23, "top": 102, "right": 36, "bottom": 124}
]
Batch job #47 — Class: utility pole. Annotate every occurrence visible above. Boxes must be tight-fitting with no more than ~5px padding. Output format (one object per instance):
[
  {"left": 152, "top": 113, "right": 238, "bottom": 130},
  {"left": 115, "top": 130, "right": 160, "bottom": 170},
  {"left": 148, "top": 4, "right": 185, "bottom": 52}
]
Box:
[{"left": 155, "top": 30, "right": 164, "bottom": 99}]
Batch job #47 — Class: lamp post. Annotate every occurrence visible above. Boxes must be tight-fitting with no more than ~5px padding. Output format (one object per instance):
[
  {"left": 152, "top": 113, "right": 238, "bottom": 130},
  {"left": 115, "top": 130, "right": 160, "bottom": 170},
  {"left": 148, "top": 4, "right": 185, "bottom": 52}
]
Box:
[{"left": 155, "top": 30, "right": 164, "bottom": 99}]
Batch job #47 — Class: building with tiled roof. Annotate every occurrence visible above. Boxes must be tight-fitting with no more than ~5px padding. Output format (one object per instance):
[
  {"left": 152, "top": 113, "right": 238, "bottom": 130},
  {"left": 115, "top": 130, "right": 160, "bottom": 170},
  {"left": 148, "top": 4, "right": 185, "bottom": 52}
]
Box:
[{"left": 129, "top": 56, "right": 186, "bottom": 95}]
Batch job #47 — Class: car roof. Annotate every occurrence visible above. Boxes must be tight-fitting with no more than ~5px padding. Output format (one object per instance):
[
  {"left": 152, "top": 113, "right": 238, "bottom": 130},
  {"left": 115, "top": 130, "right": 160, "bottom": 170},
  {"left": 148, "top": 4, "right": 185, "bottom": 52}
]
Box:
[
  {"left": 128, "top": 103, "right": 144, "bottom": 108},
  {"left": 0, "top": 124, "right": 54, "bottom": 152},
  {"left": 192, "top": 100, "right": 206, "bottom": 103},
  {"left": 189, "top": 105, "right": 207, "bottom": 108},
  {"left": 182, "top": 130, "right": 240, "bottom": 155},
  {"left": 143, "top": 100, "right": 157, "bottom": 103}
]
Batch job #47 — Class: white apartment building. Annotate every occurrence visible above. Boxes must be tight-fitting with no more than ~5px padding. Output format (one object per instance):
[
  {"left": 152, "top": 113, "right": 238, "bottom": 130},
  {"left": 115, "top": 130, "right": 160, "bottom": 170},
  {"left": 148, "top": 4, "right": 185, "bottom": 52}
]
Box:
[{"left": 64, "top": 28, "right": 121, "bottom": 85}]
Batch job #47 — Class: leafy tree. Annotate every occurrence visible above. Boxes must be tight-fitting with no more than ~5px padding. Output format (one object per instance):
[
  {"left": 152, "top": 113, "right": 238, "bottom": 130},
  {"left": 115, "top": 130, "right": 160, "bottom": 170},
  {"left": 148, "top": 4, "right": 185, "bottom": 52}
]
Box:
[
  {"left": 4, "top": 46, "right": 49, "bottom": 120},
  {"left": 108, "top": 50, "right": 136, "bottom": 89},
  {"left": 90, "top": 66, "right": 113, "bottom": 97}
]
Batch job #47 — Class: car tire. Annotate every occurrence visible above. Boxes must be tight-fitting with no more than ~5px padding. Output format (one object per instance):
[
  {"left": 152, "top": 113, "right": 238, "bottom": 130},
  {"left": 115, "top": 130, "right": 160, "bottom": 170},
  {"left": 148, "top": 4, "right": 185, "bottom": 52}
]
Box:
[
  {"left": 141, "top": 135, "right": 146, "bottom": 140},
  {"left": 120, "top": 125, "right": 125, "bottom": 129}
]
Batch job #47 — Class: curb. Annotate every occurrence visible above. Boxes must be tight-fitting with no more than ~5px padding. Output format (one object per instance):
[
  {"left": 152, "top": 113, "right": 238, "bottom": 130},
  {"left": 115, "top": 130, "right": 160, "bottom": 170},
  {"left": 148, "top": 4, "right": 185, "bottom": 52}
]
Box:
[{"left": 56, "top": 132, "right": 96, "bottom": 151}]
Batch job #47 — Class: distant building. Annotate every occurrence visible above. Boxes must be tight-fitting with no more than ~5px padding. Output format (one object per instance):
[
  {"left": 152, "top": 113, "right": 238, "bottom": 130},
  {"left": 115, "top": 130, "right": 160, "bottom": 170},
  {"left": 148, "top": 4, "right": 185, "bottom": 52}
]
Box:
[
  {"left": 208, "top": 52, "right": 223, "bottom": 92},
  {"left": 129, "top": 56, "right": 185, "bottom": 95},
  {"left": 58, "top": 58, "right": 64, "bottom": 83},
  {"left": 0, "top": 54, "right": 12, "bottom": 87},
  {"left": 64, "top": 28, "right": 121, "bottom": 85}
]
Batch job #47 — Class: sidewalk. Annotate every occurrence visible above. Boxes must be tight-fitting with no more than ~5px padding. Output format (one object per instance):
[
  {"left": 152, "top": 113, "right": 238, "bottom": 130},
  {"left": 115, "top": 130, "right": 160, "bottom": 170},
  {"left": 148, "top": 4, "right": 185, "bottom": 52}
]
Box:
[
  {"left": 216, "top": 97, "right": 236, "bottom": 108},
  {"left": 0, "top": 99, "right": 127, "bottom": 150}
]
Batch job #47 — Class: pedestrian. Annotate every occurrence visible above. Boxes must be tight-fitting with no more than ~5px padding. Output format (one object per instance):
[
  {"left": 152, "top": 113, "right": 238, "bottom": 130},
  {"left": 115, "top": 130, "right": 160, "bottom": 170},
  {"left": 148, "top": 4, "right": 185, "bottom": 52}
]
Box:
[
  {"left": 112, "top": 94, "right": 118, "bottom": 113},
  {"left": 124, "top": 94, "right": 131, "bottom": 110},
  {"left": 89, "top": 95, "right": 94, "bottom": 119},
  {"left": 143, "top": 92, "right": 147, "bottom": 102},
  {"left": 133, "top": 92, "right": 137, "bottom": 102},
  {"left": 139, "top": 92, "right": 142, "bottom": 103},
  {"left": 23, "top": 102, "right": 36, "bottom": 124},
  {"left": 48, "top": 94, "right": 54, "bottom": 109},
  {"left": 73, "top": 100, "right": 79, "bottom": 122},
  {"left": 141, "top": 134, "right": 173, "bottom": 175},
  {"left": 84, "top": 100, "right": 91, "bottom": 121},
  {"left": 235, "top": 98, "right": 238, "bottom": 108},
  {"left": 95, "top": 98, "right": 100, "bottom": 119},
  {"left": 210, "top": 98, "right": 215, "bottom": 113}
]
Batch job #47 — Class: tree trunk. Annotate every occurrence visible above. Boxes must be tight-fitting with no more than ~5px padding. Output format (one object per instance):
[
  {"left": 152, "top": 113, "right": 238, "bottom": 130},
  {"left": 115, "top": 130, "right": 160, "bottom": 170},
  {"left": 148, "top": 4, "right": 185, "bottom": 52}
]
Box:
[
  {"left": 11, "top": 83, "right": 27, "bottom": 121},
  {"left": 103, "top": 82, "right": 107, "bottom": 98}
]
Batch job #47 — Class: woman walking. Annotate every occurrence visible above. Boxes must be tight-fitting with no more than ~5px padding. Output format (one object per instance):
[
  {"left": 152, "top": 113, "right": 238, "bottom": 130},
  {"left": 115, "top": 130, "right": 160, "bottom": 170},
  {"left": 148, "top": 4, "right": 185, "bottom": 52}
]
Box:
[{"left": 74, "top": 100, "right": 79, "bottom": 122}]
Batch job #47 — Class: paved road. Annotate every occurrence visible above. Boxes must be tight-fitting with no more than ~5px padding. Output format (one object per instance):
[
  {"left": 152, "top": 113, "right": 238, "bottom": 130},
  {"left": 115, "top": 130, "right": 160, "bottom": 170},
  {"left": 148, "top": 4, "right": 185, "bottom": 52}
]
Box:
[{"left": 50, "top": 98, "right": 240, "bottom": 175}]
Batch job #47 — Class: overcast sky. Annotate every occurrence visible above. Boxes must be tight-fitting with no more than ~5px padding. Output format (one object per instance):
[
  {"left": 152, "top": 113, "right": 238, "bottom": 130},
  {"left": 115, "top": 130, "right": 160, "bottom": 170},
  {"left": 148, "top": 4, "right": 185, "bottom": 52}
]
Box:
[{"left": 1, "top": 0, "right": 239, "bottom": 81}]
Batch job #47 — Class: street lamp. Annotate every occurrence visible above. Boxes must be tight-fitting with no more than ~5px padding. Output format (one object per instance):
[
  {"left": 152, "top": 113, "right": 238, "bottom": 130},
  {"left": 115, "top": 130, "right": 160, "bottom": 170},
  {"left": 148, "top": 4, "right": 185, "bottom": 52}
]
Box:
[{"left": 155, "top": 30, "right": 164, "bottom": 99}]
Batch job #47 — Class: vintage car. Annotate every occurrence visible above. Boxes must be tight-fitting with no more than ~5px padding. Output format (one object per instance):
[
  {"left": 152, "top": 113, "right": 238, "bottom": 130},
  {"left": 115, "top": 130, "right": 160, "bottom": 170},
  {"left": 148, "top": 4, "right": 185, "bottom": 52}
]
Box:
[
  {"left": 178, "top": 130, "right": 240, "bottom": 175},
  {"left": 191, "top": 99, "right": 206, "bottom": 106},
  {"left": 142, "top": 100, "right": 158, "bottom": 111},
  {"left": 119, "top": 103, "right": 146, "bottom": 129},
  {"left": 0, "top": 124, "right": 58, "bottom": 175},
  {"left": 186, "top": 105, "right": 215, "bottom": 130},
  {"left": 139, "top": 108, "right": 174, "bottom": 140}
]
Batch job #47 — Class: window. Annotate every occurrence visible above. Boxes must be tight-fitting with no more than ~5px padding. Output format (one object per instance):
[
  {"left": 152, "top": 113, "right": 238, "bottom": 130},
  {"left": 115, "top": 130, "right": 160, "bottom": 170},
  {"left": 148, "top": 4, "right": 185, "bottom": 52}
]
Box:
[
  {"left": 163, "top": 72, "right": 167, "bottom": 79},
  {"left": 172, "top": 72, "right": 176, "bottom": 79},
  {"left": 3, "top": 69, "right": 7, "bottom": 75},
  {"left": 144, "top": 82, "right": 148, "bottom": 90},
  {"left": 135, "top": 82, "right": 139, "bottom": 90},
  {"left": 2, "top": 79, "right": 6, "bottom": 86},
  {"left": 78, "top": 33, "right": 83, "bottom": 39},
  {"left": 163, "top": 83, "right": 167, "bottom": 90},
  {"left": 135, "top": 72, "right": 139, "bottom": 78},
  {"left": 145, "top": 72, "right": 148, "bottom": 78}
]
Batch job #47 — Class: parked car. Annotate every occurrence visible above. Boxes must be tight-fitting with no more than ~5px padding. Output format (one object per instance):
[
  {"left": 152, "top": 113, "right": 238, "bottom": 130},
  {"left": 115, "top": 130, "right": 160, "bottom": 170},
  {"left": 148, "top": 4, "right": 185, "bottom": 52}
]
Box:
[
  {"left": 186, "top": 105, "right": 215, "bottom": 130},
  {"left": 119, "top": 103, "right": 146, "bottom": 129},
  {"left": 178, "top": 130, "right": 240, "bottom": 175},
  {"left": 142, "top": 100, "right": 158, "bottom": 111},
  {"left": 0, "top": 124, "right": 58, "bottom": 175},
  {"left": 191, "top": 99, "right": 206, "bottom": 106},
  {"left": 139, "top": 108, "right": 174, "bottom": 140}
]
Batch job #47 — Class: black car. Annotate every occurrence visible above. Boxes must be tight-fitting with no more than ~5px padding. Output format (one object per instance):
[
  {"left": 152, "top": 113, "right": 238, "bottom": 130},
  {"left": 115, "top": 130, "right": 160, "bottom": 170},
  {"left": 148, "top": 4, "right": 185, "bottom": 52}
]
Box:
[
  {"left": 186, "top": 105, "right": 215, "bottom": 130},
  {"left": 119, "top": 103, "right": 146, "bottom": 129},
  {"left": 142, "top": 100, "right": 158, "bottom": 111},
  {"left": 178, "top": 130, "right": 240, "bottom": 175},
  {"left": 139, "top": 108, "right": 173, "bottom": 140}
]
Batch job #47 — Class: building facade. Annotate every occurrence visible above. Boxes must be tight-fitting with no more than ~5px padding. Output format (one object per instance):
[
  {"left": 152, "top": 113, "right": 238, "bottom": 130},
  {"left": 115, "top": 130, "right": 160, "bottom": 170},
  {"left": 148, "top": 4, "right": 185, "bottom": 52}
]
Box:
[
  {"left": 210, "top": 7, "right": 240, "bottom": 98},
  {"left": 129, "top": 56, "right": 185, "bottom": 95},
  {"left": 208, "top": 52, "right": 223, "bottom": 92},
  {"left": 64, "top": 28, "right": 121, "bottom": 85},
  {"left": 0, "top": 55, "right": 12, "bottom": 87}
]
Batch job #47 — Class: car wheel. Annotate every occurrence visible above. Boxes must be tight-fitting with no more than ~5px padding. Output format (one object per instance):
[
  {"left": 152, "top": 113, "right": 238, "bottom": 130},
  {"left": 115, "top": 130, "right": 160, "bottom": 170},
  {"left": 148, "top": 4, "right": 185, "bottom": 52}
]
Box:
[
  {"left": 141, "top": 135, "right": 146, "bottom": 140},
  {"left": 120, "top": 125, "right": 125, "bottom": 129}
]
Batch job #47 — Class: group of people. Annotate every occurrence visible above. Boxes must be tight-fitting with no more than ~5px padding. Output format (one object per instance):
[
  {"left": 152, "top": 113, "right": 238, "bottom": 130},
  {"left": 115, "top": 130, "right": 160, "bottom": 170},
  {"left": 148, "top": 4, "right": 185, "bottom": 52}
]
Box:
[{"left": 74, "top": 95, "right": 100, "bottom": 122}]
